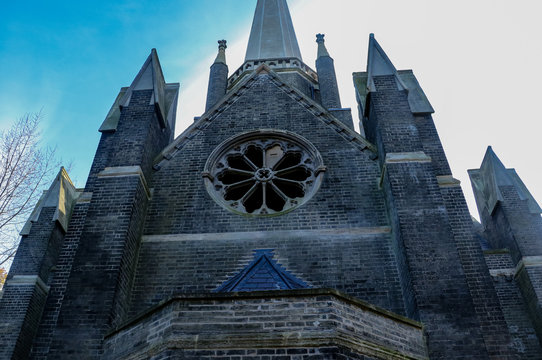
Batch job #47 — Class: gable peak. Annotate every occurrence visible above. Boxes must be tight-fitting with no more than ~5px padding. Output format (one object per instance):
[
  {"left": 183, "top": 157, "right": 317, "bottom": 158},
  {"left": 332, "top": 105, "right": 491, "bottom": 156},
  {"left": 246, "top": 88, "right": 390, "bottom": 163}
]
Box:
[{"left": 367, "top": 34, "right": 406, "bottom": 92}]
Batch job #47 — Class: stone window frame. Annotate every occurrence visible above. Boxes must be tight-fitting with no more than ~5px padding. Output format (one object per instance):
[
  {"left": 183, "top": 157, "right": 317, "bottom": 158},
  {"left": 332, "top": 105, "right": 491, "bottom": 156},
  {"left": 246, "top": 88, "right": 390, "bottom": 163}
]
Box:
[{"left": 203, "top": 129, "right": 326, "bottom": 217}]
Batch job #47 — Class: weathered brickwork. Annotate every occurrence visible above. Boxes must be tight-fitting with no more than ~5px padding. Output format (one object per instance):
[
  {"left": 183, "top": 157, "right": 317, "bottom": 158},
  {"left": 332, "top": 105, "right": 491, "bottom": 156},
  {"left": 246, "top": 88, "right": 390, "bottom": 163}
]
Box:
[
  {"left": 367, "top": 75, "right": 499, "bottom": 358},
  {"left": 0, "top": 282, "right": 48, "bottom": 360},
  {"left": 44, "top": 90, "right": 168, "bottom": 358},
  {"left": 3, "top": 3, "right": 541, "bottom": 357},
  {"left": 145, "top": 74, "right": 386, "bottom": 235},
  {"left": 413, "top": 115, "right": 451, "bottom": 176},
  {"left": 439, "top": 185, "right": 512, "bottom": 357},
  {"left": 30, "top": 202, "right": 90, "bottom": 359},
  {"left": 316, "top": 56, "right": 341, "bottom": 110},
  {"left": 130, "top": 229, "right": 404, "bottom": 316},
  {"left": 484, "top": 250, "right": 542, "bottom": 359},
  {"left": 147, "top": 347, "right": 377, "bottom": 360},
  {"left": 86, "top": 89, "right": 172, "bottom": 192},
  {"left": 516, "top": 265, "right": 542, "bottom": 351},
  {"left": 275, "top": 71, "right": 317, "bottom": 101},
  {"left": 480, "top": 183, "right": 542, "bottom": 347},
  {"left": 8, "top": 207, "right": 64, "bottom": 282},
  {"left": 104, "top": 291, "right": 427, "bottom": 360},
  {"left": 0, "top": 207, "right": 64, "bottom": 360}
]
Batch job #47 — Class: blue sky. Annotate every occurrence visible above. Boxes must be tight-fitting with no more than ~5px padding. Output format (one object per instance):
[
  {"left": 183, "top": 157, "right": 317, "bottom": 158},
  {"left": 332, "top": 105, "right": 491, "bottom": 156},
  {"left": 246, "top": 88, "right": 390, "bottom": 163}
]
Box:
[
  {"left": 0, "top": 0, "right": 256, "bottom": 184},
  {"left": 1, "top": 0, "right": 541, "bottom": 218}
]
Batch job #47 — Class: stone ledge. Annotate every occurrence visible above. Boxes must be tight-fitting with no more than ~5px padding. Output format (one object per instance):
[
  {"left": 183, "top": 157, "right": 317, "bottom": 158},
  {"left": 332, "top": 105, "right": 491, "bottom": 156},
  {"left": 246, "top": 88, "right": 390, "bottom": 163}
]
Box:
[
  {"left": 5, "top": 275, "right": 50, "bottom": 293},
  {"left": 385, "top": 152, "right": 431, "bottom": 164},
  {"left": 97, "top": 166, "right": 150, "bottom": 198},
  {"left": 436, "top": 175, "right": 461, "bottom": 187},
  {"left": 515, "top": 255, "right": 542, "bottom": 277},
  {"left": 104, "top": 289, "right": 427, "bottom": 360},
  {"left": 142, "top": 227, "right": 392, "bottom": 243}
]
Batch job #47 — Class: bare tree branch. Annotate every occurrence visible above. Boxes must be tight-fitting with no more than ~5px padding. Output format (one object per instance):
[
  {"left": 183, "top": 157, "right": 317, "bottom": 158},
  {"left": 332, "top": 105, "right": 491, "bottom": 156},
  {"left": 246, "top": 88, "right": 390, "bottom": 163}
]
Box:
[{"left": 0, "top": 113, "right": 58, "bottom": 269}]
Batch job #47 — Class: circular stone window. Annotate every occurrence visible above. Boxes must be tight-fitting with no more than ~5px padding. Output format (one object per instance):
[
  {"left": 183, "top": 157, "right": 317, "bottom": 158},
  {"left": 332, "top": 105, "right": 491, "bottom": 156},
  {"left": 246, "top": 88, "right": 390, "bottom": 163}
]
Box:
[{"left": 203, "top": 130, "right": 326, "bottom": 216}]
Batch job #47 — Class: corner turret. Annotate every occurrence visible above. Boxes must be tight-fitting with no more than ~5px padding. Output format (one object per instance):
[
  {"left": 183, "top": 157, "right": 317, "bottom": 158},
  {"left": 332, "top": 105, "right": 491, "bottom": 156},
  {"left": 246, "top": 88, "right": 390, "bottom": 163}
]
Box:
[
  {"left": 315, "top": 34, "right": 341, "bottom": 109},
  {"left": 205, "top": 40, "right": 229, "bottom": 112}
]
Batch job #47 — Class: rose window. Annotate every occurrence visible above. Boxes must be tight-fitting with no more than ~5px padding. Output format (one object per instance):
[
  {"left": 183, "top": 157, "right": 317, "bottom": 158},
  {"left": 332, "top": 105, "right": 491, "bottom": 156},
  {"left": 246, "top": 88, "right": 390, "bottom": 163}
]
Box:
[{"left": 203, "top": 130, "right": 325, "bottom": 216}]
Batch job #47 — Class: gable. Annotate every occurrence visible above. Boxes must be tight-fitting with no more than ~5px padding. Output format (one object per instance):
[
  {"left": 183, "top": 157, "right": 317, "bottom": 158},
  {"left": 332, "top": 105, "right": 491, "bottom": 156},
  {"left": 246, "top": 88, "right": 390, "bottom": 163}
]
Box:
[
  {"left": 215, "top": 249, "right": 309, "bottom": 292},
  {"left": 143, "top": 68, "right": 389, "bottom": 236}
]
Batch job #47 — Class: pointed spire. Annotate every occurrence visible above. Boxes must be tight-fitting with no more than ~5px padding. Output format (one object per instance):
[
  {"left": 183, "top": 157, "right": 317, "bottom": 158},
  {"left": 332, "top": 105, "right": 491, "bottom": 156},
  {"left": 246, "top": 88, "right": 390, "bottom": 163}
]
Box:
[
  {"left": 245, "top": 0, "right": 302, "bottom": 61},
  {"left": 366, "top": 34, "right": 406, "bottom": 92},
  {"left": 214, "top": 40, "right": 227, "bottom": 65},
  {"left": 99, "top": 49, "right": 180, "bottom": 133},
  {"left": 20, "top": 167, "right": 80, "bottom": 235},
  {"left": 206, "top": 40, "right": 229, "bottom": 112},
  {"left": 316, "top": 34, "right": 330, "bottom": 58},
  {"left": 482, "top": 146, "right": 514, "bottom": 187},
  {"left": 469, "top": 146, "right": 541, "bottom": 215},
  {"left": 315, "top": 33, "right": 344, "bottom": 115}
]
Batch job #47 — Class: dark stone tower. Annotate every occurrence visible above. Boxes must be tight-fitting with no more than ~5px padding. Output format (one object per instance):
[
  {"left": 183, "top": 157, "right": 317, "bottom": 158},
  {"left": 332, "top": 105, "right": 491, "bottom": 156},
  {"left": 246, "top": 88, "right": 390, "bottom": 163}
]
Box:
[{"left": 1, "top": 1, "right": 541, "bottom": 359}]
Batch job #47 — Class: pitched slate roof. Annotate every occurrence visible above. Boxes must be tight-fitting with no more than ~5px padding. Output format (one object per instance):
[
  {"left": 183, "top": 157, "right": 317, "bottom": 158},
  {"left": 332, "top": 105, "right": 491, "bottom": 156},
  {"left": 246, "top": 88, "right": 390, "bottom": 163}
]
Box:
[{"left": 215, "top": 249, "right": 309, "bottom": 292}]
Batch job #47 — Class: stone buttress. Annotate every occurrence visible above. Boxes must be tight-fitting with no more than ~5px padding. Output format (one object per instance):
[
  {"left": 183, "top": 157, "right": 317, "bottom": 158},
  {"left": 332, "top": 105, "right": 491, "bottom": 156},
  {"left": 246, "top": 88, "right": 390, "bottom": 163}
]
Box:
[
  {"left": 41, "top": 50, "right": 179, "bottom": 358},
  {"left": 355, "top": 34, "right": 514, "bottom": 358},
  {"left": 0, "top": 168, "right": 79, "bottom": 360},
  {"left": 470, "top": 147, "right": 542, "bottom": 356}
]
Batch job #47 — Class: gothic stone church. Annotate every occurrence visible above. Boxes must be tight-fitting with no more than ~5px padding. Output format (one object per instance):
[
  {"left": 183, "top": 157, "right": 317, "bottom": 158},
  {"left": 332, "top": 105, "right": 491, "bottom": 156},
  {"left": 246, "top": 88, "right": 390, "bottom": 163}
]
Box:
[{"left": 2, "top": 1, "right": 542, "bottom": 359}]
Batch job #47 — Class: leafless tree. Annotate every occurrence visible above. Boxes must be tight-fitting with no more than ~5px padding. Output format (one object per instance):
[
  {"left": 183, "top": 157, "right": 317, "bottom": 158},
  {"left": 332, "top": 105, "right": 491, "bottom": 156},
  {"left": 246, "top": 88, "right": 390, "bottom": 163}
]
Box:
[{"left": 0, "top": 113, "right": 57, "bottom": 268}]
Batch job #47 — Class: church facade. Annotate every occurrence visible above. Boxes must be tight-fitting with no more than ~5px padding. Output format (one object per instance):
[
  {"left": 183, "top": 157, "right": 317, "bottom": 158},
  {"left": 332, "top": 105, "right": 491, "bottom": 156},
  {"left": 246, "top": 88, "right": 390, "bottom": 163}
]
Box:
[{"left": 1, "top": 1, "right": 541, "bottom": 359}]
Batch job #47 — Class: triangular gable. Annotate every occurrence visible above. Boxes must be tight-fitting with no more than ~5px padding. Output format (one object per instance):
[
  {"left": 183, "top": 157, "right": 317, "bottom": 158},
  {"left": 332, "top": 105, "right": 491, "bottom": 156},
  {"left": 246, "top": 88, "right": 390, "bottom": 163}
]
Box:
[
  {"left": 20, "top": 167, "right": 81, "bottom": 235},
  {"left": 366, "top": 34, "right": 407, "bottom": 92},
  {"left": 354, "top": 70, "right": 434, "bottom": 116},
  {"left": 469, "top": 147, "right": 541, "bottom": 215},
  {"left": 99, "top": 49, "right": 180, "bottom": 133},
  {"left": 154, "top": 64, "right": 376, "bottom": 171},
  {"left": 215, "top": 249, "right": 308, "bottom": 292}
]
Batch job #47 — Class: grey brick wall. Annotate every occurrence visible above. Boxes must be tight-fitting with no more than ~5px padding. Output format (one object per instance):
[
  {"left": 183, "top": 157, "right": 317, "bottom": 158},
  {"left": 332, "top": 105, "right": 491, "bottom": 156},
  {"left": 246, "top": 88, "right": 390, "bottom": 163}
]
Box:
[
  {"left": 439, "top": 185, "right": 512, "bottom": 357},
  {"left": 480, "top": 183, "right": 542, "bottom": 346},
  {"left": 366, "top": 75, "right": 498, "bottom": 358},
  {"left": 30, "top": 202, "right": 90, "bottom": 359},
  {"left": 45, "top": 89, "right": 169, "bottom": 359},
  {"left": 0, "top": 282, "right": 48, "bottom": 360},
  {"left": 485, "top": 251, "right": 542, "bottom": 359},
  {"left": 147, "top": 347, "right": 377, "bottom": 360},
  {"left": 130, "top": 229, "right": 404, "bottom": 317},
  {"left": 0, "top": 207, "right": 63, "bottom": 359},
  {"left": 145, "top": 74, "right": 386, "bottom": 235},
  {"left": 104, "top": 291, "right": 427, "bottom": 360}
]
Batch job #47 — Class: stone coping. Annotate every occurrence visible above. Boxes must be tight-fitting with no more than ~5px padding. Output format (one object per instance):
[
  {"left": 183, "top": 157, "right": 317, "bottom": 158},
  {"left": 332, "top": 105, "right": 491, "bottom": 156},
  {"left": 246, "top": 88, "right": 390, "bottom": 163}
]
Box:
[
  {"left": 104, "top": 288, "right": 426, "bottom": 360},
  {"left": 108, "top": 288, "right": 421, "bottom": 336}
]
